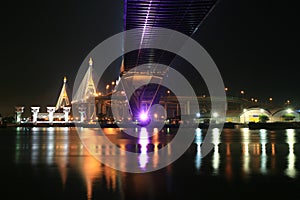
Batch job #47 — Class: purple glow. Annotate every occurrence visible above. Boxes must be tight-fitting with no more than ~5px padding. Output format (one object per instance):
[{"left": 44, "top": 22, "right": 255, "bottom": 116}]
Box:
[{"left": 139, "top": 111, "right": 149, "bottom": 122}]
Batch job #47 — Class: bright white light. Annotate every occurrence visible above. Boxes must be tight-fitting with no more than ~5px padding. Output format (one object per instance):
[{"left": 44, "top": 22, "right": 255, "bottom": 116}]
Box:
[
  {"left": 260, "top": 129, "right": 267, "bottom": 134},
  {"left": 260, "top": 109, "right": 264, "bottom": 113},
  {"left": 139, "top": 111, "right": 149, "bottom": 122},
  {"left": 285, "top": 129, "right": 297, "bottom": 178},
  {"left": 138, "top": 128, "right": 149, "bottom": 170},
  {"left": 212, "top": 112, "right": 218, "bottom": 118},
  {"left": 287, "top": 108, "right": 293, "bottom": 114},
  {"left": 196, "top": 112, "right": 201, "bottom": 118}
]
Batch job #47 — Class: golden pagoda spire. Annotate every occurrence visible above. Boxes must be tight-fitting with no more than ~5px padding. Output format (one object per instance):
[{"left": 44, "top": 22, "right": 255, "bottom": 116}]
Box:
[{"left": 55, "top": 76, "right": 70, "bottom": 111}]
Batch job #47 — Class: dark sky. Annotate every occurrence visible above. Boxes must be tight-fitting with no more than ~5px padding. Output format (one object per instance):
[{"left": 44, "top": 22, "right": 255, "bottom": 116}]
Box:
[{"left": 1, "top": 0, "right": 299, "bottom": 116}]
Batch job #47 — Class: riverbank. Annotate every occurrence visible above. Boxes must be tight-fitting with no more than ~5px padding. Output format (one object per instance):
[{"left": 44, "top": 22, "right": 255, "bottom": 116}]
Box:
[
  {"left": 248, "top": 121, "right": 300, "bottom": 130},
  {"left": 6, "top": 121, "right": 300, "bottom": 130},
  {"left": 9, "top": 121, "right": 238, "bottom": 129}
]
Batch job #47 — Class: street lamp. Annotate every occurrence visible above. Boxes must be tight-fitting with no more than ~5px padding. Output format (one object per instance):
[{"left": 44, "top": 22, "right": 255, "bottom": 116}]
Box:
[
  {"left": 243, "top": 108, "right": 247, "bottom": 123},
  {"left": 269, "top": 97, "right": 273, "bottom": 103},
  {"left": 286, "top": 108, "right": 292, "bottom": 114},
  {"left": 240, "top": 90, "right": 245, "bottom": 100},
  {"left": 212, "top": 112, "right": 218, "bottom": 123},
  {"left": 106, "top": 84, "right": 110, "bottom": 94},
  {"left": 154, "top": 113, "right": 158, "bottom": 121}
]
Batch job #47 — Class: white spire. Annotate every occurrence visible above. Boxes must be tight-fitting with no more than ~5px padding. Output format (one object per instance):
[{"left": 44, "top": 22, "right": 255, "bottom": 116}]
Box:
[
  {"left": 89, "top": 57, "right": 93, "bottom": 67},
  {"left": 72, "top": 58, "right": 97, "bottom": 103},
  {"left": 120, "top": 58, "right": 125, "bottom": 74}
]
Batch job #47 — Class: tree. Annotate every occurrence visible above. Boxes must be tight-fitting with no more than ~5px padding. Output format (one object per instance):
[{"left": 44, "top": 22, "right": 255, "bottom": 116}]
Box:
[
  {"left": 259, "top": 114, "right": 269, "bottom": 123},
  {"left": 281, "top": 113, "right": 296, "bottom": 121}
]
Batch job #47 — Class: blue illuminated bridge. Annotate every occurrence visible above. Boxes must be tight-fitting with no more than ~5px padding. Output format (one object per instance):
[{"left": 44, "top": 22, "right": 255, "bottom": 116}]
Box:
[{"left": 120, "top": 0, "right": 219, "bottom": 121}]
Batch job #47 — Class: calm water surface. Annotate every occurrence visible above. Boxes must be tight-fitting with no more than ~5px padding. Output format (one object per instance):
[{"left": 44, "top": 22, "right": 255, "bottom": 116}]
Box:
[{"left": 1, "top": 127, "right": 300, "bottom": 200}]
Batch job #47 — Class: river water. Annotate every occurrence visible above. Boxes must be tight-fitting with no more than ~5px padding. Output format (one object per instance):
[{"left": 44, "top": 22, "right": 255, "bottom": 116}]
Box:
[{"left": 1, "top": 126, "right": 300, "bottom": 200}]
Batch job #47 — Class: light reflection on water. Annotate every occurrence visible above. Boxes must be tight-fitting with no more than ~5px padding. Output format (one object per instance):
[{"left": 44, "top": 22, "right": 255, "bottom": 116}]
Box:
[
  {"left": 211, "top": 128, "right": 220, "bottom": 175},
  {"left": 260, "top": 129, "right": 268, "bottom": 174},
  {"left": 285, "top": 129, "right": 297, "bottom": 178},
  {"left": 194, "top": 128, "right": 202, "bottom": 171},
  {"left": 241, "top": 128, "right": 250, "bottom": 176},
  {"left": 6, "top": 127, "right": 300, "bottom": 199},
  {"left": 138, "top": 128, "right": 149, "bottom": 170}
]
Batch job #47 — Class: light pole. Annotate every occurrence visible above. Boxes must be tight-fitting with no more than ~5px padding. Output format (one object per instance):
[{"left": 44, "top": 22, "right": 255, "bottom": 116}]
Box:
[
  {"left": 240, "top": 90, "right": 245, "bottom": 99},
  {"left": 243, "top": 109, "right": 247, "bottom": 124},
  {"left": 111, "top": 81, "right": 115, "bottom": 92},
  {"left": 269, "top": 97, "right": 273, "bottom": 104},
  {"left": 106, "top": 84, "right": 110, "bottom": 95},
  {"left": 212, "top": 112, "right": 218, "bottom": 123}
]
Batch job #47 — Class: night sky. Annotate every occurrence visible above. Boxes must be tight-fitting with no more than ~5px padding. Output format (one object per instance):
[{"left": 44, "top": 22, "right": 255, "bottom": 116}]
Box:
[{"left": 1, "top": 0, "right": 299, "bottom": 116}]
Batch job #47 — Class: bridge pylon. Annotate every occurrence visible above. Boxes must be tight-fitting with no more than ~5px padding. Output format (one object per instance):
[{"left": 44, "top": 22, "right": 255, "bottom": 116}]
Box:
[{"left": 72, "top": 58, "right": 98, "bottom": 122}]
